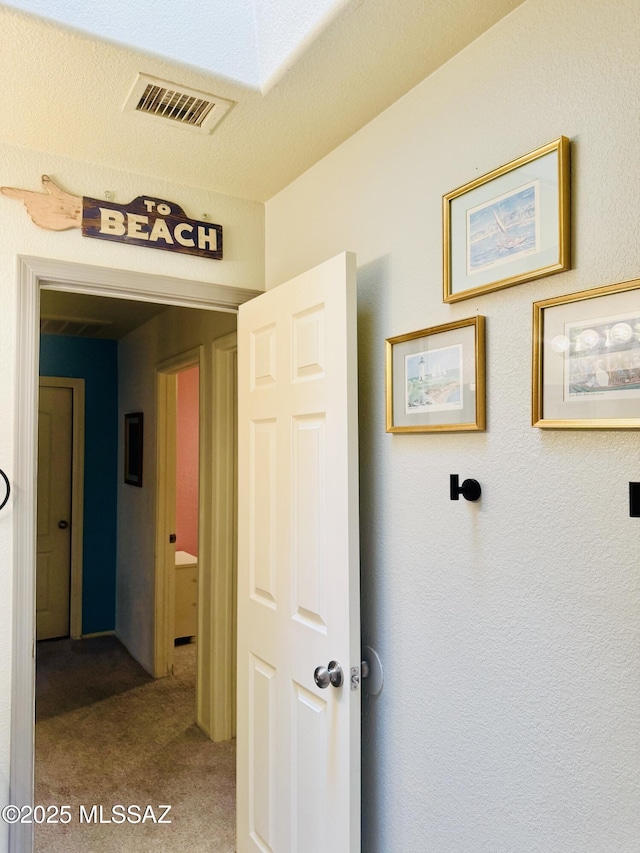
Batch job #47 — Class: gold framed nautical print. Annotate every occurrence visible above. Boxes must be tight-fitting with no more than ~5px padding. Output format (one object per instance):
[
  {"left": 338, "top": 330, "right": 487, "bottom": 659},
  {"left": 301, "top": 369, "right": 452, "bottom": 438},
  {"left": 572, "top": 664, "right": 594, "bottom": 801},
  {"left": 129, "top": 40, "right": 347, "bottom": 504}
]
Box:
[
  {"left": 443, "top": 137, "right": 570, "bottom": 303},
  {"left": 385, "top": 316, "right": 486, "bottom": 433},
  {"left": 533, "top": 278, "right": 640, "bottom": 428}
]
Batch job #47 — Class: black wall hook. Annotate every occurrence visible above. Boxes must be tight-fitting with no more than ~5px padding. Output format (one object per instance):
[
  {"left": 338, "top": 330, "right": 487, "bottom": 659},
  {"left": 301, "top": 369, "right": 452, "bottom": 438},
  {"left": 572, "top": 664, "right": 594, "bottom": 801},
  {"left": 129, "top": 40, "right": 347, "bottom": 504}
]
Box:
[
  {"left": 450, "top": 474, "right": 481, "bottom": 502},
  {"left": 0, "top": 469, "right": 10, "bottom": 512}
]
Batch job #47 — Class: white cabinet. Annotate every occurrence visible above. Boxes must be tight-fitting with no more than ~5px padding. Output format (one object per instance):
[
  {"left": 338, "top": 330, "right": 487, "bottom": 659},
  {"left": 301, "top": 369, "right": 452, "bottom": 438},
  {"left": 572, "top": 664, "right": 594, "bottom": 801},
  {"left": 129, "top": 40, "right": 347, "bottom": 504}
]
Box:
[{"left": 175, "top": 550, "right": 198, "bottom": 640}]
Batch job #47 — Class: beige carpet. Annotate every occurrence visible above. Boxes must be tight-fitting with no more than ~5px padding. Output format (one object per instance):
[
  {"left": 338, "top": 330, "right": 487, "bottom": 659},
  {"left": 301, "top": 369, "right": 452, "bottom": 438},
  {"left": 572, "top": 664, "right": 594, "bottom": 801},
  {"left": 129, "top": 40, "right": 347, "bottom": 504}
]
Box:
[{"left": 35, "top": 636, "right": 236, "bottom": 852}]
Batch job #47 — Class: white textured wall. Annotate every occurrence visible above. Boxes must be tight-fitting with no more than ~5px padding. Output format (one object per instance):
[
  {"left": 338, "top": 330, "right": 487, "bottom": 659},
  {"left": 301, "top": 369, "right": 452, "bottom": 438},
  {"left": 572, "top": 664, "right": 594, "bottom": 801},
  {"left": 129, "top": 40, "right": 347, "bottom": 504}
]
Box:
[
  {"left": 116, "top": 306, "right": 236, "bottom": 672},
  {"left": 0, "top": 141, "right": 261, "bottom": 845},
  {"left": 266, "top": 1, "right": 640, "bottom": 850}
]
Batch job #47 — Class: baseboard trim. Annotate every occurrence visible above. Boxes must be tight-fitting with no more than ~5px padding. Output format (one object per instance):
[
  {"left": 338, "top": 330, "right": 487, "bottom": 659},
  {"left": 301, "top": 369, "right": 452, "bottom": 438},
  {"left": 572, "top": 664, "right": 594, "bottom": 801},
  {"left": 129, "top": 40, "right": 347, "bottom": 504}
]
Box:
[{"left": 80, "top": 630, "right": 116, "bottom": 639}]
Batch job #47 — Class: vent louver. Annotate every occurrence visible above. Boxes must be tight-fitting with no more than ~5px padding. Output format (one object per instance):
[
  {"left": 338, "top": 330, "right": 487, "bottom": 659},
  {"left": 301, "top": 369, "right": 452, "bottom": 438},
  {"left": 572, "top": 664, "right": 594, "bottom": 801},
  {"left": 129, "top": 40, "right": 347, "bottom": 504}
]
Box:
[
  {"left": 136, "top": 84, "right": 214, "bottom": 127},
  {"left": 41, "top": 316, "right": 113, "bottom": 338},
  {"left": 124, "top": 74, "right": 234, "bottom": 134}
]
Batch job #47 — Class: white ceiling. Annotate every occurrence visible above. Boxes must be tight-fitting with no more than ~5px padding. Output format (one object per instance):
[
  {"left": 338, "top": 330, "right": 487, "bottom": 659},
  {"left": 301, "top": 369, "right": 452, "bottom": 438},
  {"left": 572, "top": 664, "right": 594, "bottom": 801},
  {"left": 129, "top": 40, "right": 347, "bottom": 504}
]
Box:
[{"left": 0, "top": 0, "right": 525, "bottom": 202}]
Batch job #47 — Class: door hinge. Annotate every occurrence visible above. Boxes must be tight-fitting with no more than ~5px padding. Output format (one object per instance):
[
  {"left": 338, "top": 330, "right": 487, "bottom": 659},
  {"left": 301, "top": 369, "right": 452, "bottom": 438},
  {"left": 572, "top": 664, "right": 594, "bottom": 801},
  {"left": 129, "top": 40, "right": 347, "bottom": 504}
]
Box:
[{"left": 169, "top": 533, "right": 176, "bottom": 543}]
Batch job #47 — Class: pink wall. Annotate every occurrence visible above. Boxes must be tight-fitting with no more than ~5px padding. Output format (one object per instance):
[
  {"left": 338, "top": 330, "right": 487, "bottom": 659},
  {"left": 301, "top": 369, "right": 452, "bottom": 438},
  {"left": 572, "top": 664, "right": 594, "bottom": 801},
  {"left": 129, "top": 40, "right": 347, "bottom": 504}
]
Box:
[{"left": 176, "top": 365, "right": 199, "bottom": 556}]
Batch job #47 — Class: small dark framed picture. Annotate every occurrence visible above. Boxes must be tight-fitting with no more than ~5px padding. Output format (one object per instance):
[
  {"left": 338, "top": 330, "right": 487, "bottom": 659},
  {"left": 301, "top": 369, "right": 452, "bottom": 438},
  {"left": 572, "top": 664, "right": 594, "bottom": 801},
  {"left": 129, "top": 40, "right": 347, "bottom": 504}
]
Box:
[{"left": 124, "top": 412, "right": 144, "bottom": 486}]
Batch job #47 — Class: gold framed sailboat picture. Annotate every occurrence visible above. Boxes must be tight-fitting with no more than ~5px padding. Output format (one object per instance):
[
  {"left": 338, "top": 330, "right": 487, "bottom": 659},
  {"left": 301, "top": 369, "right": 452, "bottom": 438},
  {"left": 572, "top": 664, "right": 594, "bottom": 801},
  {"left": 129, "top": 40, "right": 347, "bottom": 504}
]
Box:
[{"left": 443, "top": 137, "right": 570, "bottom": 303}]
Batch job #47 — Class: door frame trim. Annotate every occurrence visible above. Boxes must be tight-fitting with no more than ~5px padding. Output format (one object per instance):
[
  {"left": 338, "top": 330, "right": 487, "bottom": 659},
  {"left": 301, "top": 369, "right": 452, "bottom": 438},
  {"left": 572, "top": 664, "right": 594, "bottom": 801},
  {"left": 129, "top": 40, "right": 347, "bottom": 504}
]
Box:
[
  {"left": 38, "top": 377, "right": 85, "bottom": 640},
  {"left": 204, "top": 331, "right": 238, "bottom": 740},
  {"left": 11, "top": 255, "right": 260, "bottom": 853},
  {"left": 154, "top": 335, "right": 237, "bottom": 741}
]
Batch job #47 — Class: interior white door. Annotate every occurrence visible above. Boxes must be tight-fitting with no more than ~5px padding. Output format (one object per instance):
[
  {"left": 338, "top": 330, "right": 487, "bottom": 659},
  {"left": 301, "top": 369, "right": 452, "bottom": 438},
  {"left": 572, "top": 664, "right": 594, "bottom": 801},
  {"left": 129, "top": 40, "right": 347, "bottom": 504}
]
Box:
[
  {"left": 37, "top": 384, "right": 73, "bottom": 640},
  {"left": 237, "top": 252, "right": 361, "bottom": 852}
]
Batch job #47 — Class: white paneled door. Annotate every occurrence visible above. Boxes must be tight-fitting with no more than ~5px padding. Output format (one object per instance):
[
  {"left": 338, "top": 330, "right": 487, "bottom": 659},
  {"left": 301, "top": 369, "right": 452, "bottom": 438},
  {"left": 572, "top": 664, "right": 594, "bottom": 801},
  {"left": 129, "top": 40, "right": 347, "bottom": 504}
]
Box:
[
  {"left": 237, "top": 252, "right": 361, "bottom": 852},
  {"left": 37, "top": 384, "right": 73, "bottom": 640}
]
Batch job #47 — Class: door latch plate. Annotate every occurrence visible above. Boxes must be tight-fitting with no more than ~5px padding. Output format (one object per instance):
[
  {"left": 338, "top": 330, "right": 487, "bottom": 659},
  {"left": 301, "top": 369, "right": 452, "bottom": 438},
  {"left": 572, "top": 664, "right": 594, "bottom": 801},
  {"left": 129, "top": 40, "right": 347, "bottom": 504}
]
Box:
[{"left": 350, "top": 666, "right": 360, "bottom": 691}]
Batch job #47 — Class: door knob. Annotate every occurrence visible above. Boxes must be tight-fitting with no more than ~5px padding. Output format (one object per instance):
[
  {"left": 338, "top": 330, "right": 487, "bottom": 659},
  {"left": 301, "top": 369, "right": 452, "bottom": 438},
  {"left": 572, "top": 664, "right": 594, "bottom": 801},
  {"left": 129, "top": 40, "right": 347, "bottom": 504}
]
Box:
[
  {"left": 314, "top": 660, "right": 343, "bottom": 689},
  {"left": 58, "top": 520, "right": 69, "bottom": 529}
]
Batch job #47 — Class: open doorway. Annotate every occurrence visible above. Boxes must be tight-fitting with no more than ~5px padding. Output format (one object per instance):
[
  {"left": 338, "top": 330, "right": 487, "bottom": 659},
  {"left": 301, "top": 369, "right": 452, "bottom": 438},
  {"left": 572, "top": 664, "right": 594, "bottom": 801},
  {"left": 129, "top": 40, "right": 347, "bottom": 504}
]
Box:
[
  {"left": 154, "top": 349, "right": 203, "bottom": 685},
  {"left": 20, "top": 260, "right": 250, "bottom": 850}
]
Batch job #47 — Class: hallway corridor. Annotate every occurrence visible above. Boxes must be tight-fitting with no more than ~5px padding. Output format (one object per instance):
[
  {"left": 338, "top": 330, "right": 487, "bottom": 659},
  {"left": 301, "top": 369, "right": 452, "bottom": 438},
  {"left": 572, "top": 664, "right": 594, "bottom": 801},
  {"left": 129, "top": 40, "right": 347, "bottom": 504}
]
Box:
[{"left": 35, "top": 636, "right": 235, "bottom": 852}]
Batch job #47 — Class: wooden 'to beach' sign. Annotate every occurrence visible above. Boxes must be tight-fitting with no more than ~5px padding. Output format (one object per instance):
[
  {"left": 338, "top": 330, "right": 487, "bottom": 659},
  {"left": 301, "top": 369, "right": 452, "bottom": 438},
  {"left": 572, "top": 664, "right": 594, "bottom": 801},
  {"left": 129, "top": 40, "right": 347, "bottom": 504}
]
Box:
[{"left": 1, "top": 175, "right": 223, "bottom": 260}]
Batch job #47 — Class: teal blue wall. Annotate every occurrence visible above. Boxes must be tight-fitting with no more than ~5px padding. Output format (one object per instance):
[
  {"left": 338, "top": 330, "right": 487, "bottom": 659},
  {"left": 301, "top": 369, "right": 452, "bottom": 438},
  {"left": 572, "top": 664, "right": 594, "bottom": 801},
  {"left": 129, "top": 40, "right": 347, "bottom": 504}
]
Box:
[{"left": 39, "top": 335, "right": 118, "bottom": 634}]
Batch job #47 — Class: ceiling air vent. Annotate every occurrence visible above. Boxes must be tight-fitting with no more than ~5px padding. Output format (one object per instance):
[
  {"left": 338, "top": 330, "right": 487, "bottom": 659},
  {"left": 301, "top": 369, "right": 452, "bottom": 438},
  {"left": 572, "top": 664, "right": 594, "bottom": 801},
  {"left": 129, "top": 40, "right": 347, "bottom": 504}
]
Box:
[
  {"left": 41, "top": 316, "right": 113, "bottom": 338},
  {"left": 124, "top": 73, "right": 235, "bottom": 134}
]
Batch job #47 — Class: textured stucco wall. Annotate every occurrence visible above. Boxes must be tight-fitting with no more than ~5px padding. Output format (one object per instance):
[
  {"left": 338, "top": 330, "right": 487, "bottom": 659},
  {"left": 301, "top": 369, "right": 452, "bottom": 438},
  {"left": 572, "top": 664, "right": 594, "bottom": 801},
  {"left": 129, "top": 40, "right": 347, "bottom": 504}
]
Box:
[{"left": 266, "top": 1, "right": 640, "bottom": 850}]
